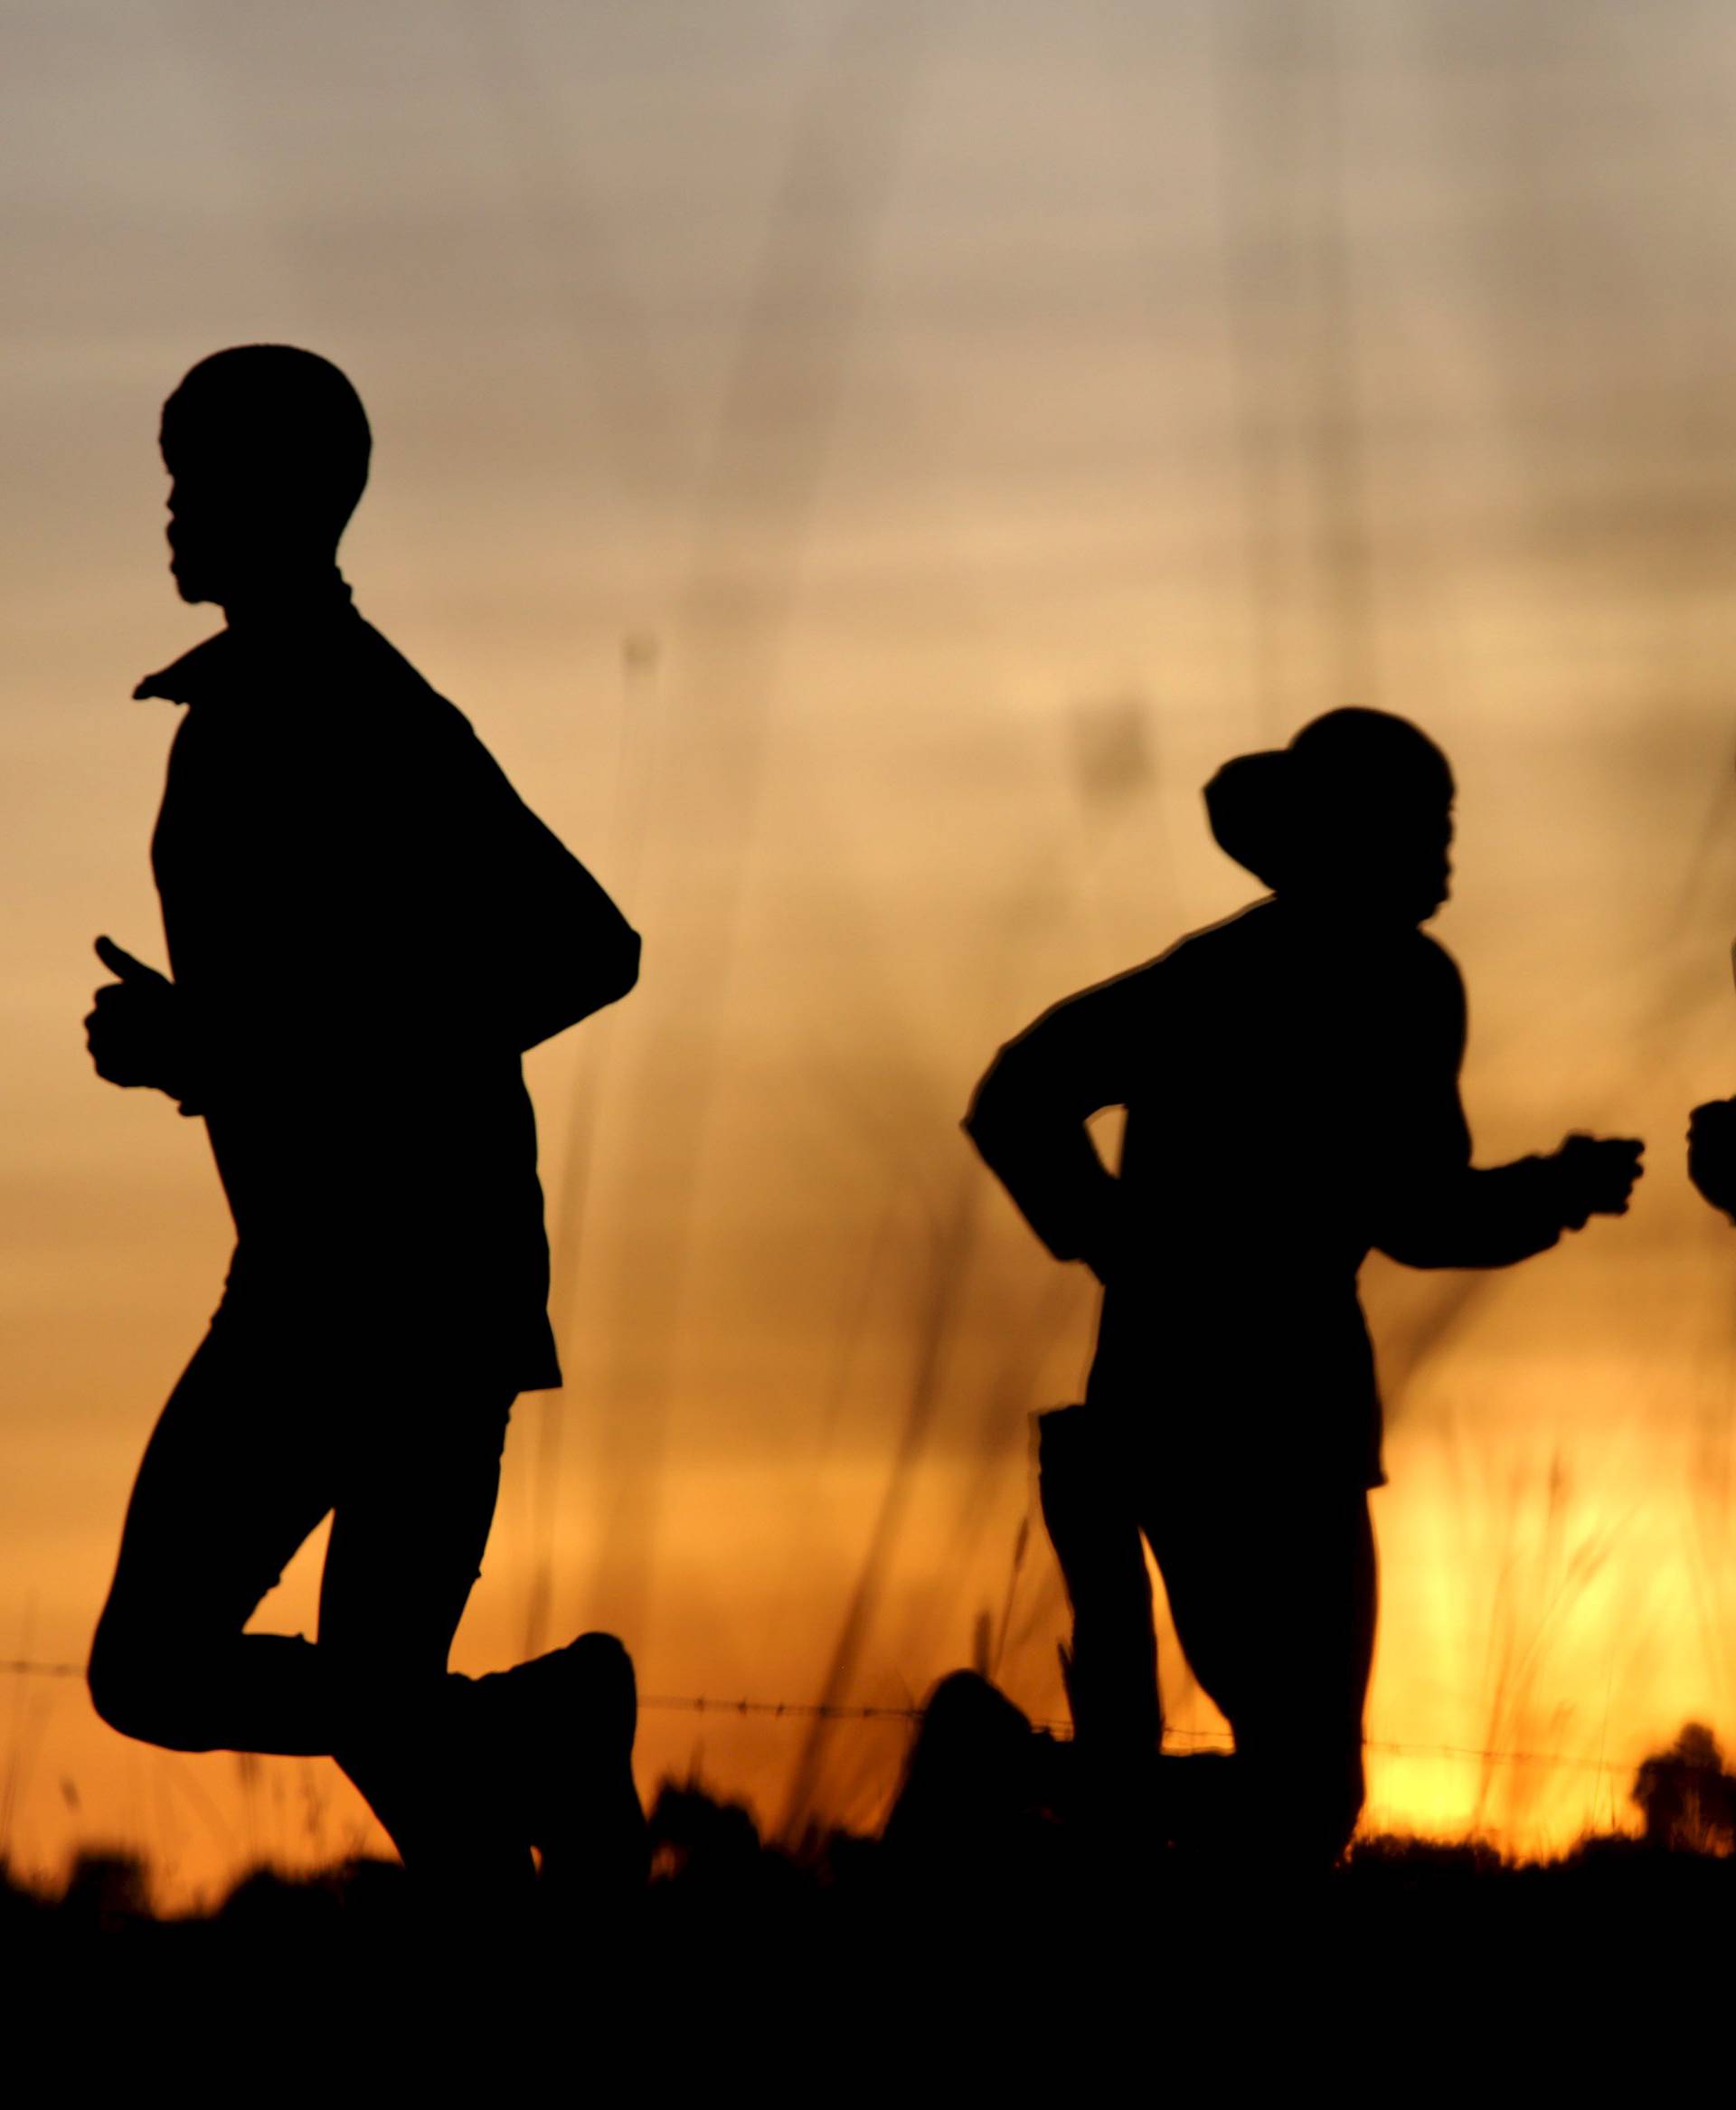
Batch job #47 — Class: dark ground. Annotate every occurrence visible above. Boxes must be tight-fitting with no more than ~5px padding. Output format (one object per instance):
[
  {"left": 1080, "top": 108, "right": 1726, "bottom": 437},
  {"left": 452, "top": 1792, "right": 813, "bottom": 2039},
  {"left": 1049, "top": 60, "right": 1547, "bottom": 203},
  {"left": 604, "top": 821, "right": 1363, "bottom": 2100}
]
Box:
[
  {"left": 6, "top": 1779, "right": 1731, "bottom": 2076},
  {"left": 7, "top": 1701, "right": 1731, "bottom": 2078}
]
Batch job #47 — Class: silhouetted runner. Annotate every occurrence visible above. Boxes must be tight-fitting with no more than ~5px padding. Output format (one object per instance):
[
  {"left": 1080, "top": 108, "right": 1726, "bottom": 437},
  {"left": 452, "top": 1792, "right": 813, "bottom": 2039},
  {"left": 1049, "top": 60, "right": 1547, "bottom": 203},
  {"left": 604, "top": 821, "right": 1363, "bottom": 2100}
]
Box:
[
  {"left": 965, "top": 708, "right": 1644, "bottom": 1866},
  {"left": 84, "top": 345, "right": 644, "bottom": 1907}
]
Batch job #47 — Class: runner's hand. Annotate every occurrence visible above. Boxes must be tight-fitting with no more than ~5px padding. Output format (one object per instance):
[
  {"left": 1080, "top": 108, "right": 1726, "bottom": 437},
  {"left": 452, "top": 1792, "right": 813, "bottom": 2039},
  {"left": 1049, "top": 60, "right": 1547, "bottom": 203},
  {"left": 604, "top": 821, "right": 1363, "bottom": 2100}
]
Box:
[
  {"left": 85, "top": 936, "right": 188, "bottom": 1097},
  {"left": 1553, "top": 1131, "right": 1644, "bottom": 1230}
]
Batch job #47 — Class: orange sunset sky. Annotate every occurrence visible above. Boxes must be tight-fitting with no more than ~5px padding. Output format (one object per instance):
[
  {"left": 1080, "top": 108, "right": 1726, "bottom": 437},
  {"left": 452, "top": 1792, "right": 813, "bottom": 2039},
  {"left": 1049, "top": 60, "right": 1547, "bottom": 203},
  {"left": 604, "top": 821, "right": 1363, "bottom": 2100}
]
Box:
[{"left": 7, "top": 1, "right": 1736, "bottom": 1903}]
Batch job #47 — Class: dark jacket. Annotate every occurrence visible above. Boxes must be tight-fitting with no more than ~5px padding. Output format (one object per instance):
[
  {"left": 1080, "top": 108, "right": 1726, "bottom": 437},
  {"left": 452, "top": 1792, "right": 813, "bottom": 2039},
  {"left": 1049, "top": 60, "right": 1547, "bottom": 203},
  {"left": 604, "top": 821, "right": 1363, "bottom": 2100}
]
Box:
[
  {"left": 137, "top": 583, "right": 640, "bottom": 1389},
  {"left": 964, "top": 898, "right": 1572, "bottom": 1488}
]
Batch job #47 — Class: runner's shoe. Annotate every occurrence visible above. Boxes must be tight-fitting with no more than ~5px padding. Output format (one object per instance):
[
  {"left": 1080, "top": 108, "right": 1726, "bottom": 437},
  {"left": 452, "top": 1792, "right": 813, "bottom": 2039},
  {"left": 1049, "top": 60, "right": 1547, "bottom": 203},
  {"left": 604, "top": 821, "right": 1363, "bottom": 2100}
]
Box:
[{"left": 513, "top": 1631, "right": 648, "bottom": 1912}]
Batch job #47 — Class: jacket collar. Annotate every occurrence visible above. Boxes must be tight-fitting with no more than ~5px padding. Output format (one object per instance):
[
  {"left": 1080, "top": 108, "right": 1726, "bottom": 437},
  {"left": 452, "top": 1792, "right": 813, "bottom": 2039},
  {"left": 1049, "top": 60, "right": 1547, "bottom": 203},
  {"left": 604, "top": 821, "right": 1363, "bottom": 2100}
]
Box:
[
  {"left": 133, "top": 629, "right": 234, "bottom": 705},
  {"left": 133, "top": 575, "right": 359, "bottom": 705}
]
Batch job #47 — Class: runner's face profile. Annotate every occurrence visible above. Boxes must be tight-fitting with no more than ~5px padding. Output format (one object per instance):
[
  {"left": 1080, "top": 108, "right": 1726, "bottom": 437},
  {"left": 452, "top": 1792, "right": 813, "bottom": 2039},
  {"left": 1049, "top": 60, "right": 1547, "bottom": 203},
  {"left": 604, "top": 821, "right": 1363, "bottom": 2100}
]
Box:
[
  {"left": 160, "top": 435, "right": 238, "bottom": 606},
  {"left": 157, "top": 388, "right": 350, "bottom": 610},
  {"left": 1303, "top": 781, "right": 1455, "bottom": 928}
]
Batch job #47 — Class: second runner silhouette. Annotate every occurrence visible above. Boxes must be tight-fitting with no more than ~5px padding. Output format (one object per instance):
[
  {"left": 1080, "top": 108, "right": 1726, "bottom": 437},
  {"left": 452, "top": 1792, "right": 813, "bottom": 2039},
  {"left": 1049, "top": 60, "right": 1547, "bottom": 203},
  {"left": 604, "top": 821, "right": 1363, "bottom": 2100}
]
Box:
[{"left": 965, "top": 707, "right": 1644, "bottom": 1866}]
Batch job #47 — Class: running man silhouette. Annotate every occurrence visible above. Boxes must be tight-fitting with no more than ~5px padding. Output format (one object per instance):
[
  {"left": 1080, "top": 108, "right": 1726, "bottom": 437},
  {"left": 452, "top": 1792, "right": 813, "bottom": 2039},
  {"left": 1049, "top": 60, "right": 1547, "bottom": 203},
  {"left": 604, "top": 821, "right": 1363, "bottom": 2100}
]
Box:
[
  {"left": 965, "top": 708, "right": 1644, "bottom": 1866},
  {"left": 84, "top": 345, "right": 644, "bottom": 1904}
]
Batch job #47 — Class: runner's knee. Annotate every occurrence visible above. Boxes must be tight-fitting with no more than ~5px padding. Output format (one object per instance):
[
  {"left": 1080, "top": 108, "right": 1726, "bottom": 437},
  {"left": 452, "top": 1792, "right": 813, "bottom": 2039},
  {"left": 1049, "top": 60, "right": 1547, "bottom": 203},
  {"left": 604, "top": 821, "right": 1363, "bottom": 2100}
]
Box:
[
  {"left": 87, "top": 1608, "right": 203, "bottom": 1748},
  {"left": 87, "top": 1614, "right": 148, "bottom": 1739}
]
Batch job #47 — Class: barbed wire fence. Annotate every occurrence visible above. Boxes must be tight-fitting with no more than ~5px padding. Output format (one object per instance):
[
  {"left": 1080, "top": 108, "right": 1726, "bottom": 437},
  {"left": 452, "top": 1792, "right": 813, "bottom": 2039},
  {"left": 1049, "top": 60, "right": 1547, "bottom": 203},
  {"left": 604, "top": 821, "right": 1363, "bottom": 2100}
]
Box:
[{"left": 0, "top": 1657, "right": 1659, "bottom": 1780}]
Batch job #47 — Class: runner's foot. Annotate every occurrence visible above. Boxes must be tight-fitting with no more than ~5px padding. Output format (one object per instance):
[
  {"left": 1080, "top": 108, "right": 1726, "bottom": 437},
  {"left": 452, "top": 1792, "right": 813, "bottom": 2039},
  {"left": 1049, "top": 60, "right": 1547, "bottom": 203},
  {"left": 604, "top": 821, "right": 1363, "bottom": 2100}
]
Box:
[{"left": 512, "top": 1632, "right": 647, "bottom": 1912}]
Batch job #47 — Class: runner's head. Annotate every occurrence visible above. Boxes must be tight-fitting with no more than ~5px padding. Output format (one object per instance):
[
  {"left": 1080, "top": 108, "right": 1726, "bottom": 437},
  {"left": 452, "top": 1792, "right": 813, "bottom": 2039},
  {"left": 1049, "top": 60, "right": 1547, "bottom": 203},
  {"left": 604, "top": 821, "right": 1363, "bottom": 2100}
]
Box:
[
  {"left": 158, "top": 345, "right": 371, "bottom": 610},
  {"left": 1205, "top": 708, "right": 1455, "bottom": 926}
]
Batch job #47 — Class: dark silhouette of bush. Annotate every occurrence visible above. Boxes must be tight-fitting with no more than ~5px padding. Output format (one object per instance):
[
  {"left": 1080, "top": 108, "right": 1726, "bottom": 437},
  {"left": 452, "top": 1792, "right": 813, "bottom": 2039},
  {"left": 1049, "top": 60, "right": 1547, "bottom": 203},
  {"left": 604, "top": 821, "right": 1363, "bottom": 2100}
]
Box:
[
  {"left": 1631, "top": 1723, "right": 1736, "bottom": 1854},
  {"left": 58, "top": 1849, "right": 152, "bottom": 1935}
]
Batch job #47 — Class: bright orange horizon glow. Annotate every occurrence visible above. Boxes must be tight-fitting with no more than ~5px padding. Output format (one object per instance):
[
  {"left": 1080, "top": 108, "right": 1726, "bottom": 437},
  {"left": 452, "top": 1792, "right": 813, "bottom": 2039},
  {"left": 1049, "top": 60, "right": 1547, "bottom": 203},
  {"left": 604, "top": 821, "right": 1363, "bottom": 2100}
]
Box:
[{"left": 6, "top": 4, "right": 1736, "bottom": 1907}]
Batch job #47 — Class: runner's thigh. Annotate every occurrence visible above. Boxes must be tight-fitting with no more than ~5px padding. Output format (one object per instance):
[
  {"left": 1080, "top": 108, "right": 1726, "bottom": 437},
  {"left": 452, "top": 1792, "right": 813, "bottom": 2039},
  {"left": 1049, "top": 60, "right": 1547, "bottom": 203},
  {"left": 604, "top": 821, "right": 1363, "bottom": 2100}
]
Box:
[
  {"left": 99, "top": 1322, "right": 336, "bottom": 1637},
  {"left": 317, "top": 1389, "right": 514, "bottom": 1677},
  {"left": 1145, "top": 1484, "right": 1375, "bottom": 1744}
]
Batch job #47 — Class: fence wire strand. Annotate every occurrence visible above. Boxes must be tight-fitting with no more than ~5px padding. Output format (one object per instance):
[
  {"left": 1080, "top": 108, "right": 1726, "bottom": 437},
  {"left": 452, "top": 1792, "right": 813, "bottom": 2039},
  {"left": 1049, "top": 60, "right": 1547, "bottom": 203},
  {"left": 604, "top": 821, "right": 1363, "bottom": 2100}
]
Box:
[{"left": 0, "top": 1659, "right": 1658, "bottom": 1776}]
